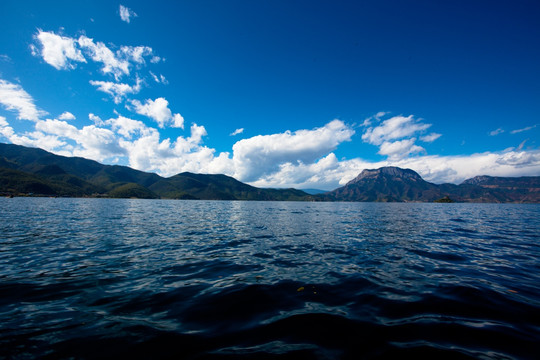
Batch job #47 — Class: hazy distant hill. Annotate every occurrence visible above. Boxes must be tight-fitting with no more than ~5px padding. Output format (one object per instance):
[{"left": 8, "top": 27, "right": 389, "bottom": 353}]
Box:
[{"left": 0, "top": 143, "right": 314, "bottom": 200}]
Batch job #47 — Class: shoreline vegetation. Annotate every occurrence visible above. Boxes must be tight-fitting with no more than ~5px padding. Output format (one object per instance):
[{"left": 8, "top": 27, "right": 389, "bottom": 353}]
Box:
[{"left": 1, "top": 143, "right": 539, "bottom": 203}]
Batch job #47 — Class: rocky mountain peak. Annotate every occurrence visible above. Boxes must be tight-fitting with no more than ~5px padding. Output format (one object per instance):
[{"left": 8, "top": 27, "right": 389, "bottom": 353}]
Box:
[
  {"left": 346, "top": 166, "right": 422, "bottom": 185},
  {"left": 461, "top": 175, "right": 493, "bottom": 185}
]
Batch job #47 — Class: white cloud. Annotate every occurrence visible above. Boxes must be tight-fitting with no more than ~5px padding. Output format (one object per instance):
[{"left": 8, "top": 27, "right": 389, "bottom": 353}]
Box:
[
  {"left": 420, "top": 132, "right": 442, "bottom": 142},
  {"left": 149, "top": 71, "right": 168, "bottom": 84},
  {"left": 58, "top": 111, "right": 76, "bottom": 120},
  {"left": 34, "top": 118, "right": 125, "bottom": 161},
  {"left": 362, "top": 111, "right": 388, "bottom": 127},
  {"left": 105, "top": 115, "right": 152, "bottom": 139},
  {"left": 172, "top": 113, "right": 184, "bottom": 129},
  {"left": 392, "top": 150, "right": 540, "bottom": 184},
  {"left": 511, "top": 124, "right": 537, "bottom": 134},
  {"left": 120, "top": 45, "right": 153, "bottom": 64},
  {"left": 131, "top": 97, "right": 183, "bottom": 128},
  {"left": 78, "top": 36, "right": 130, "bottom": 79},
  {"left": 362, "top": 114, "right": 431, "bottom": 145},
  {"left": 361, "top": 114, "right": 437, "bottom": 159},
  {"left": 230, "top": 128, "right": 244, "bottom": 136},
  {"left": 34, "top": 30, "right": 159, "bottom": 83},
  {"left": 119, "top": 5, "right": 137, "bottom": 23},
  {"left": 0, "top": 54, "right": 12, "bottom": 62},
  {"left": 88, "top": 113, "right": 104, "bottom": 125},
  {"left": 90, "top": 79, "right": 142, "bottom": 103},
  {"left": 378, "top": 138, "right": 425, "bottom": 159},
  {"left": 231, "top": 119, "right": 354, "bottom": 182},
  {"left": 118, "top": 122, "right": 227, "bottom": 177},
  {"left": 490, "top": 128, "right": 505, "bottom": 136},
  {"left": 0, "top": 79, "right": 47, "bottom": 121},
  {"left": 34, "top": 30, "right": 86, "bottom": 70}
]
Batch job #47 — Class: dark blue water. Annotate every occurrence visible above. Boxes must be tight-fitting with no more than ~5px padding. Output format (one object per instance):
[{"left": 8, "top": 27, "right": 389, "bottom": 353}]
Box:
[{"left": 1, "top": 198, "right": 539, "bottom": 359}]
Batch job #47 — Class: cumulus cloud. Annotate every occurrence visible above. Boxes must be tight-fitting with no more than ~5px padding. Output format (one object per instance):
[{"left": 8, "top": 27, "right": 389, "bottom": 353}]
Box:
[
  {"left": 378, "top": 138, "right": 425, "bottom": 159},
  {"left": 172, "top": 113, "right": 185, "bottom": 128},
  {"left": 58, "top": 111, "right": 75, "bottom": 120},
  {"left": 361, "top": 114, "right": 437, "bottom": 159},
  {"left": 105, "top": 115, "right": 151, "bottom": 139},
  {"left": 231, "top": 119, "right": 354, "bottom": 182},
  {"left": 117, "top": 122, "right": 229, "bottom": 177},
  {"left": 88, "top": 113, "right": 104, "bottom": 125},
  {"left": 362, "top": 114, "right": 431, "bottom": 145},
  {"left": 131, "top": 97, "right": 184, "bottom": 128},
  {"left": 35, "top": 118, "right": 125, "bottom": 161},
  {"left": 90, "top": 79, "right": 142, "bottom": 103},
  {"left": 230, "top": 128, "right": 244, "bottom": 136},
  {"left": 119, "top": 5, "right": 137, "bottom": 23},
  {"left": 33, "top": 30, "right": 86, "bottom": 70},
  {"left": 0, "top": 79, "right": 47, "bottom": 121},
  {"left": 10, "top": 113, "right": 213, "bottom": 177}
]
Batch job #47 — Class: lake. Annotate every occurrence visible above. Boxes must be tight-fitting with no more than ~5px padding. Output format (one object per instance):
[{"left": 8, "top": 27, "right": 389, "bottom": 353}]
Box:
[{"left": 1, "top": 198, "right": 539, "bottom": 359}]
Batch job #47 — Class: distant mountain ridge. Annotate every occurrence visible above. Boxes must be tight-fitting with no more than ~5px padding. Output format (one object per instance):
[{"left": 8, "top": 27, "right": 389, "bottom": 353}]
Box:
[
  {"left": 326, "top": 166, "right": 441, "bottom": 202},
  {"left": 1, "top": 143, "right": 539, "bottom": 202},
  {"left": 325, "top": 166, "right": 540, "bottom": 203},
  {"left": 0, "top": 143, "right": 314, "bottom": 201}
]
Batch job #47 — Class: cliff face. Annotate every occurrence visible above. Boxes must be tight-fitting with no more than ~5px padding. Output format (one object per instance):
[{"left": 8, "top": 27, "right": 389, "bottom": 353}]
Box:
[{"left": 346, "top": 167, "right": 423, "bottom": 185}]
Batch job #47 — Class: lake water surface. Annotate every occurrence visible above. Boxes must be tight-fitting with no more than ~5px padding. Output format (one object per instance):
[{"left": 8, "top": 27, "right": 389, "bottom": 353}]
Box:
[{"left": 1, "top": 198, "right": 539, "bottom": 359}]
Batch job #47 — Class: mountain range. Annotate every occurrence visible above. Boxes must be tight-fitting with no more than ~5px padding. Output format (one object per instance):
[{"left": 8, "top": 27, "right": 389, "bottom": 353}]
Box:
[{"left": 1, "top": 143, "right": 539, "bottom": 203}]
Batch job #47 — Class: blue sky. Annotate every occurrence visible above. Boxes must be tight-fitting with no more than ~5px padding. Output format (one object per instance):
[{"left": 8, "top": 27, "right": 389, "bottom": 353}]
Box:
[{"left": 1, "top": 0, "right": 539, "bottom": 189}]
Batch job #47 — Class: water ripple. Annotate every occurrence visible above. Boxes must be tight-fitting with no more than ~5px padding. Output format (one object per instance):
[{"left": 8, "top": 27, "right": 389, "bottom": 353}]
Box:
[{"left": 0, "top": 198, "right": 539, "bottom": 359}]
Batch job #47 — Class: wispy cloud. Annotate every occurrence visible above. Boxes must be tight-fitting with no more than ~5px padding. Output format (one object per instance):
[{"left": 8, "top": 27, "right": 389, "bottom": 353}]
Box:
[
  {"left": 33, "top": 30, "right": 159, "bottom": 81},
  {"left": 0, "top": 79, "right": 47, "bottom": 121},
  {"left": 0, "top": 54, "right": 12, "bottom": 62},
  {"left": 230, "top": 128, "right": 244, "bottom": 136},
  {"left": 77, "top": 35, "right": 130, "bottom": 80},
  {"left": 489, "top": 128, "right": 504, "bottom": 136},
  {"left": 119, "top": 5, "right": 137, "bottom": 24},
  {"left": 511, "top": 124, "right": 537, "bottom": 134},
  {"left": 149, "top": 71, "right": 168, "bottom": 84},
  {"left": 420, "top": 133, "right": 442, "bottom": 142}
]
